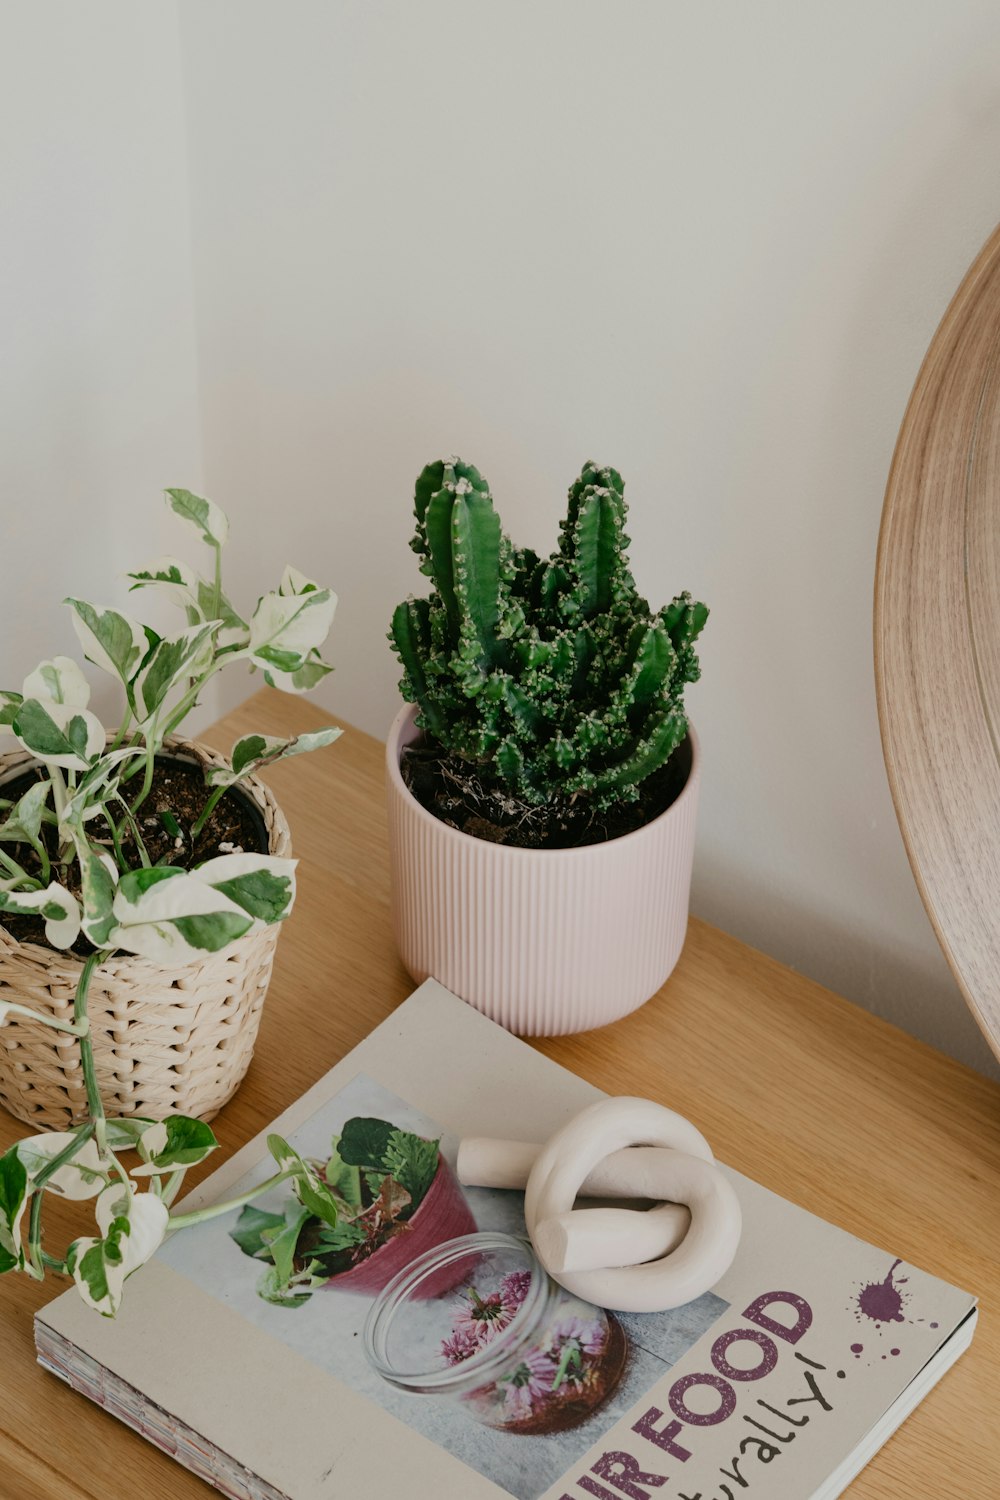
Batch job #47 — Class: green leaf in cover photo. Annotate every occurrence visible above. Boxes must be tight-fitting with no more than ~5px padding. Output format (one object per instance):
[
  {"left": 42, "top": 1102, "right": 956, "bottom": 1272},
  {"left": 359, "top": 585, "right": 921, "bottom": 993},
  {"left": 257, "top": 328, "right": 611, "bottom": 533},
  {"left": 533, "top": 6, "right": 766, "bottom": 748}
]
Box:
[{"left": 229, "top": 1115, "right": 441, "bottom": 1308}]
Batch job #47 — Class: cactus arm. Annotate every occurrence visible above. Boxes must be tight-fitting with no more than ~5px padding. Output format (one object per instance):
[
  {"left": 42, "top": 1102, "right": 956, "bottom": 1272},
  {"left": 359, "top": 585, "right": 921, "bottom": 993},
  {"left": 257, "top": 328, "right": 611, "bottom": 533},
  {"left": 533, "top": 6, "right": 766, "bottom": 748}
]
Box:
[
  {"left": 629, "top": 623, "right": 677, "bottom": 704},
  {"left": 570, "top": 626, "right": 596, "bottom": 698},
  {"left": 661, "top": 594, "right": 709, "bottom": 649},
  {"left": 514, "top": 632, "right": 552, "bottom": 673},
  {"left": 547, "top": 630, "right": 575, "bottom": 683},
  {"left": 423, "top": 488, "right": 460, "bottom": 634},
  {"left": 451, "top": 490, "right": 504, "bottom": 665},
  {"left": 538, "top": 558, "right": 572, "bottom": 615},
  {"left": 573, "top": 489, "right": 621, "bottom": 616},
  {"left": 584, "top": 709, "right": 688, "bottom": 798},
  {"left": 390, "top": 599, "right": 448, "bottom": 740},
  {"left": 564, "top": 461, "right": 624, "bottom": 535},
  {"left": 496, "top": 737, "right": 525, "bottom": 784},
  {"left": 411, "top": 461, "right": 446, "bottom": 558},
  {"left": 515, "top": 552, "right": 545, "bottom": 612},
  {"left": 504, "top": 681, "right": 546, "bottom": 738}
]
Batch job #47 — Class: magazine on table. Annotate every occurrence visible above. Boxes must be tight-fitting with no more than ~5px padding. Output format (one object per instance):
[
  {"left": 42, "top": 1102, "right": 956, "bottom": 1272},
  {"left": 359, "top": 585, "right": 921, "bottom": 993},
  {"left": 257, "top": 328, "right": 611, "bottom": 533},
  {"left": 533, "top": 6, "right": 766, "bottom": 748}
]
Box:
[{"left": 36, "top": 980, "right": 977, "bottom": 1500}]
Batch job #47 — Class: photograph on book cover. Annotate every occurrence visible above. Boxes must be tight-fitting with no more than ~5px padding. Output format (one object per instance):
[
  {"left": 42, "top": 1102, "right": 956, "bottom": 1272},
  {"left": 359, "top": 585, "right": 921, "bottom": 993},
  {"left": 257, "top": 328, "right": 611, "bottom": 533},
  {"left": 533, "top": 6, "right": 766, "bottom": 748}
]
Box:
[{"left": 158, "top": 1073, "right": 728, "bottom": 1500}]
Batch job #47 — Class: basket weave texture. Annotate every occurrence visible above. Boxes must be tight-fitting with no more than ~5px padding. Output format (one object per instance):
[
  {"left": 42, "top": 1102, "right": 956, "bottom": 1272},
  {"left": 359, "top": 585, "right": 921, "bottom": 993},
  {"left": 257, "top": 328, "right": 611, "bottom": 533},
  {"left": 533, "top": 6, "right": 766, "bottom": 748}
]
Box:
[{"left": 0, "top": 736, "right": 292, "bottom": 1130}]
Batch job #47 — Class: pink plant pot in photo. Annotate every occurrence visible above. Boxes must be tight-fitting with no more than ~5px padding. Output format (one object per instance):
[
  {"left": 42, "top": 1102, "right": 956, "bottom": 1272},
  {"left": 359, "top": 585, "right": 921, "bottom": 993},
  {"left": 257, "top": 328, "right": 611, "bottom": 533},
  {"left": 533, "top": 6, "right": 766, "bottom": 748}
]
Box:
[
  {"left": 386, "top": 703, "right": 701, "bottom": 1036},
  {"left": 322, "top": 1155, "right": 477, "bottom": 1299}
]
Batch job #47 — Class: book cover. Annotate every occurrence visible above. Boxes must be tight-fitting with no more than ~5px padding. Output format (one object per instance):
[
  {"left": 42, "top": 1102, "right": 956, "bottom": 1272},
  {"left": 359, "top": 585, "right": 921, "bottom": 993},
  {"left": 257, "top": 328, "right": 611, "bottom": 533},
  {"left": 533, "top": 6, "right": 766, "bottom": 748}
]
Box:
[{"left": 36, "top": 981, "right": 976, "bottom": 1500}]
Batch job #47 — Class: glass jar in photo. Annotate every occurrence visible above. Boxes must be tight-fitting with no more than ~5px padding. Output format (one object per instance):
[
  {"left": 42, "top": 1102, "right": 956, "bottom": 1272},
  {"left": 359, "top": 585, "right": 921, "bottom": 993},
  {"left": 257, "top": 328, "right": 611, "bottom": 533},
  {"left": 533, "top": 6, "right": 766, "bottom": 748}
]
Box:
[{"left": 363, "top": 1231, "right": 627, "bottom": 1435}]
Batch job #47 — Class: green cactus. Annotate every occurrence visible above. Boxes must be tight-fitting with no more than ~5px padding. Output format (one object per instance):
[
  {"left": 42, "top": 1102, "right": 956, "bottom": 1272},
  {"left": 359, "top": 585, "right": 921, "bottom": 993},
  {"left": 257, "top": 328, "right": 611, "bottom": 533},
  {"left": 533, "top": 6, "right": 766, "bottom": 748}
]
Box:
[{"left": 390, "top": 458, "right": 707, "bottom": 820}]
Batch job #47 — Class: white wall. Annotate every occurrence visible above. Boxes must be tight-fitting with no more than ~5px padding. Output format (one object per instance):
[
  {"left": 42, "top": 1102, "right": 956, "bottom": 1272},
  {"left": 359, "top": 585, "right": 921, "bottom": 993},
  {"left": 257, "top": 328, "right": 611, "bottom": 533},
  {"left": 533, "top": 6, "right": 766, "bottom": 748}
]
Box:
[
  {"left": 0, "top": 2, "right": 203, "bottom": 729},
  {"left": 5, "top": 3, "right": 1000, "bottom": 1074},
  {"left": 175, "top": 0, "right": 1000, "bottom": 1074}
]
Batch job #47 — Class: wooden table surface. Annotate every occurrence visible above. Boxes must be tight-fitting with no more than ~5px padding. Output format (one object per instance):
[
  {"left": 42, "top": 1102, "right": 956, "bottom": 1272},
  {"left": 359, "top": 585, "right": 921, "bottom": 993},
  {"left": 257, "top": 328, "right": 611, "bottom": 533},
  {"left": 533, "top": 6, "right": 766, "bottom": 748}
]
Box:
[{"left": 2, "top": 688, "right": 998, "bottom": 1499}]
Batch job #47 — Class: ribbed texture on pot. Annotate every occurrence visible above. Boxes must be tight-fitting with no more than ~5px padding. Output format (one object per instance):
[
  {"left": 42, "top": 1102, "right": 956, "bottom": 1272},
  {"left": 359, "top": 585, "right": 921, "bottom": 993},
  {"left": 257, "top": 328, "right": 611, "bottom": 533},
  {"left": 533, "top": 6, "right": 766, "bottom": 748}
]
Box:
[
  {"left": 386, "top": 706, "right": 700, "bottom": 1036},
  {"left": 0, "top": 736, "right": 291, "bottom": 1130}
]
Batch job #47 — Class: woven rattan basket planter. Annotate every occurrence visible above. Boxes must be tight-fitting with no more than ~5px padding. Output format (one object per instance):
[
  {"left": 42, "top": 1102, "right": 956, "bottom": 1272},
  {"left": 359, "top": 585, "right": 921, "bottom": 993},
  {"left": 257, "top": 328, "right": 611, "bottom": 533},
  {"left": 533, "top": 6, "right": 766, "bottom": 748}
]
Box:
[{"left": 0, "top": 736, "right": 292, "bottom": 1130}]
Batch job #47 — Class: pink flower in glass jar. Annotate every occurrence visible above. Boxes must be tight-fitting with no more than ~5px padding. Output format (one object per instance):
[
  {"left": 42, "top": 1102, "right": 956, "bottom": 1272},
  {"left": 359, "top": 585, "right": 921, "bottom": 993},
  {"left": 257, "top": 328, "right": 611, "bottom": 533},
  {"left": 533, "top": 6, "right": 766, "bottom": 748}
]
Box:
[
  {"left": 546, "top": 1314, "right": 609, "bottom": 1391},
  {"left": 500, "top": 1346, "right": 557, "bottom": 1421},
  {"left": 441, "top": 1324, "right": 483, "bottom": 1366},
  {"left": 499, "top": 1268, "right": 533, "bottom": 1308},
  {"left": 548, "top": 1315, "right": 607, "bottom": 1359},
  {"left": 452, "top": 1281, "right": 524, "bottom": 1349}
]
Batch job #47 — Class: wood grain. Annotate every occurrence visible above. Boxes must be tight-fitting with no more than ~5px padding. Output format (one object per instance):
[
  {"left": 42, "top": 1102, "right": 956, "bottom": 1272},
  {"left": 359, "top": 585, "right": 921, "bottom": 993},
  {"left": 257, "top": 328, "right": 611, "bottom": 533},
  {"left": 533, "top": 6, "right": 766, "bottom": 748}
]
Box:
[
  {"left": 875, "top": 219, "right": 1000, "bottom": 1063},
  {"left": 1, "top": 690, "right": 998, "bottom": 1497}
]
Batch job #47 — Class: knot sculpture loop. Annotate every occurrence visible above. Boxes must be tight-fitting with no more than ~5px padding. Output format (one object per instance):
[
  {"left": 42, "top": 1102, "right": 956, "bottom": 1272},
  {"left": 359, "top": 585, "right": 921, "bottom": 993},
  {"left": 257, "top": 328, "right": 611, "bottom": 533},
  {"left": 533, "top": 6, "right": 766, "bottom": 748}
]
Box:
[{"left": 458, "top": 1097, "right": 742, "bottom": 1314}]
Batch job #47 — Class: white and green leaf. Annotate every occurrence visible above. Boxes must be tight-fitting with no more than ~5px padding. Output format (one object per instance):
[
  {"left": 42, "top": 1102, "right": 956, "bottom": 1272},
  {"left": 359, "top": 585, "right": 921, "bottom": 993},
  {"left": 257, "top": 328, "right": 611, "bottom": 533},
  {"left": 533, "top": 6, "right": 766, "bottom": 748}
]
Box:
[
  {"left": 265, "top": 1134, "right": 340, "bottom": 1230},
  {"left": 72, "top": 836, "right": 119, "bottom": 947},
  {"left": 61, "top": 745, "right": 145, "bottom": 826},
  {"left": 66, "top": 1181, "right": 168, "bottom": 1315},
  {"left": 17, "top": 1131, "right": 107, "bottom": 1200},
  {"left": 0, "top": 692, "right": 23, "bottom": 729},
  {"left": 324, "top": 1143, "right": 362, "bottom": 1211},
  {"left": 129, "top": 1116, "right": 219, "bottom": 1176},
  {"left": 103, "top": 1118, "right": 156, "bottom": 1152},
  {"left": 195, "top": 579, "right": 248, "bottom": 648},
  {"left": 0, "top": 882, "right": 81, "bottom": 949},
  {"left": 22, "top": 656, "right": 90, "bottom": 709},
  {"left": 94, "top": 1182, "right": 169, "bottom": 1271},
  {"left": 278, "top": 565, "right": 321, "bottom": 597},
  {"left": 108, "top": 866, "right": 254, "bottom": 965},
  {"left": 0, "top": 780, "right": 51, "bottom": 845},
  {"left": 65, "top": 1232, "right": 126, "bottom": 1316},
  {"left": 165, "top": 488, "right": 230, "bottom": 549},
  {"left": 261, "top": 653, "right": 335, "bottom": 696},
  {"left": 258, "top": 1200, "right": 312, "bottom": 1289},
  {"left": 0, "top": 1146, "right": 28, "bottom": 1272},
  {"left": 127, "top": 555, "right": 202, "bottom": 612},
  {"left": 205, "top": 728, "right": 341, "bottom": 787},
  {"left": 132, "top": 623, "right": 217, "bottom": 725},
  {"left": 12, "top": 698, "right": 104, "bottom": 772},
  {"left": 255, "top": 1259, "right": 323, "bottom": 1308},
  {"left": 196, "top": 853, "right": 297, "bottom": 924},
  {"left": 247, "top": 574, "right": 336, "bottom": 681},
  {"left": 65, "top": 599, "right": 150, "bottom": 685},
  {"left": 129, "top": 557, "right": 249, "bottom": 649}
]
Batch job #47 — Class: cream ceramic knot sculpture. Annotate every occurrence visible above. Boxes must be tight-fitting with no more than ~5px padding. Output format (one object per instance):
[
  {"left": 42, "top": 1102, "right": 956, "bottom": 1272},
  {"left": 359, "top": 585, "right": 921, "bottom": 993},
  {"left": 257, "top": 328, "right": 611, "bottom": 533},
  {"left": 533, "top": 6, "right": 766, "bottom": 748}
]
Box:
[{"left": 458, "top": 1097, "right": 742, "bottom": 1314}]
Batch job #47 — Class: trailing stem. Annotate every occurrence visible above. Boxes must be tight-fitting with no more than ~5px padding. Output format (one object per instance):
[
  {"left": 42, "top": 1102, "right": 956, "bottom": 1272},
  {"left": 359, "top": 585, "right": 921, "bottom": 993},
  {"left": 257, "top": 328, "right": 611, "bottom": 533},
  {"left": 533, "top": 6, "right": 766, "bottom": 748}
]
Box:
[
  {"left": 112, "top": 794, "right": 152, "bottom": 868},
  {"left": 75, "top": 950, "right": 108, "bottom": 1129},
  {"left": 26, "top": 1122, "right": 98, "bottom": 1277},
  {"left": 167, "top": 1167, "right": 299, "bottom": 1231}
]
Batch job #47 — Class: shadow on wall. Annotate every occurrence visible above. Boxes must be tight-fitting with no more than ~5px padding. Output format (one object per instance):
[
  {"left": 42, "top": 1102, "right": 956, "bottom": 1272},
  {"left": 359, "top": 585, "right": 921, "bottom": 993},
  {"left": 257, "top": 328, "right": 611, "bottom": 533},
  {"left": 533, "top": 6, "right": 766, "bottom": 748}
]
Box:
[{"left": 691, "top": 844, "right": 1000, "bottom": 1083}]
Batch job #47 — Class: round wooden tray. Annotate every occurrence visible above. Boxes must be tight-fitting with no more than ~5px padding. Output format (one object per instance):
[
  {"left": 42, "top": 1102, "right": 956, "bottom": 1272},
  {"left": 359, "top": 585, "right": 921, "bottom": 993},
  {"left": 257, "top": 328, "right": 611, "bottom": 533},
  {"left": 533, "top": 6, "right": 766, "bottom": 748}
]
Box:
[{"left": 875, "top": 221, "right": 1000, "bottom": 1063}]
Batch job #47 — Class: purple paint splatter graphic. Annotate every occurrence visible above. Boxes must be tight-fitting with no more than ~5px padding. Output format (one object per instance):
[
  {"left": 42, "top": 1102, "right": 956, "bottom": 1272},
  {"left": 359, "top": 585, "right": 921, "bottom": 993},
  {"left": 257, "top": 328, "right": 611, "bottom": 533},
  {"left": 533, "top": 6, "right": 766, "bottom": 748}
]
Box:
[
  {"left": 846, "top": 1259, "right": 945, "bottom": 1368},
  {"left": 853, "top": 1258, "right": 909, "bottom": 1329}
]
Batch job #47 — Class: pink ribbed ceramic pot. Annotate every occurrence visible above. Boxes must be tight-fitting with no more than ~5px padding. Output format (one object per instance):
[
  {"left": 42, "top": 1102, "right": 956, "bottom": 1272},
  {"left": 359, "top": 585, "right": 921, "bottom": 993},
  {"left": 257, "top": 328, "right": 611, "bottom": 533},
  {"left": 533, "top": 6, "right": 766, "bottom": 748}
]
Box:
[{"left": 385, "top": 705, "right": 701, "bottom": 1036}]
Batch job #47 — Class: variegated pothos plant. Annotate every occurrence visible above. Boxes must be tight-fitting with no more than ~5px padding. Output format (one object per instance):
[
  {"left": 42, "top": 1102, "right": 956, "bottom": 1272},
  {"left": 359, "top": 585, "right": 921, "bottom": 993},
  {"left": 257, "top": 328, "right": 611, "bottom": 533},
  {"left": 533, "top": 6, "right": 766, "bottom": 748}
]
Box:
[{"left": 0, "top": 489, "right": 342, "bottom": 1315}]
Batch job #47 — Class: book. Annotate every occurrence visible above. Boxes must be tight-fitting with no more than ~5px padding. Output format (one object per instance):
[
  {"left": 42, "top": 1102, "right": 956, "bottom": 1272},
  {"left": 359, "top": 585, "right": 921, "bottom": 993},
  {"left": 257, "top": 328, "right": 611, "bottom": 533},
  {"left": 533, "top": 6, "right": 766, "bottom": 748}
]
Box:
[{"left": 35, "top": 980, "right": 977, "bottom": 1500}]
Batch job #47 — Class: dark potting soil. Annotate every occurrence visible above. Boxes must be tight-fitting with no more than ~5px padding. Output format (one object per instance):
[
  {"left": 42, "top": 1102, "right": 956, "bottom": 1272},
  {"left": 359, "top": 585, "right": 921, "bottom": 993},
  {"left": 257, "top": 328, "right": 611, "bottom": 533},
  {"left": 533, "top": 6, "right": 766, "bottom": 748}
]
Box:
[
  {"left": 0, "top": 756, "right": 267, "bottom": 958},
  {"left": 400, "top": 737, "right": 692, "bottom": 850}
]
